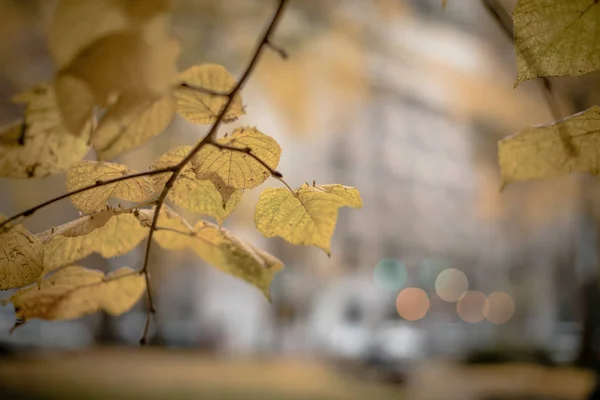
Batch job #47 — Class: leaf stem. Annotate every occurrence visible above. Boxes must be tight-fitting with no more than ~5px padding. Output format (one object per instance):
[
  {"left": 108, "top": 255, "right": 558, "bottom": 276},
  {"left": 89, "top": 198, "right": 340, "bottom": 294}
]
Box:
[
  {"left": 278, "top": 177, "right": 295, "bottom": 194},
  {"left": 137, "top": 0, "right": 289, "bottom": 345}
]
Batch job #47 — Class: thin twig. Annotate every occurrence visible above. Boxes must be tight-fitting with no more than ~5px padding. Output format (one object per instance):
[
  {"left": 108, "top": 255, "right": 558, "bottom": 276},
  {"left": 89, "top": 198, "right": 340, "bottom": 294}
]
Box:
[
  {"left": 137, "top": 0, "right": 289, "bottom": 346},
  {"left": 139, "top": 307, "right": 153, "bottom": 345},
  {"left": 154, "top": 226, "right": 195, "bottom": 236},
  {"left": 266, "top": 40, "right": 289, "bottom": 60},
  {"left": 178, "top": 82, "right": 229, "bottom": 97},
  {"left": 207, "top": 140, "right": 283, "bottom": 177},
  {"left": 481, "top": 0, "right": 576, "bottom": 155},
  {"left": 0, "top": 168, "right": 174, "bottom": 232}
]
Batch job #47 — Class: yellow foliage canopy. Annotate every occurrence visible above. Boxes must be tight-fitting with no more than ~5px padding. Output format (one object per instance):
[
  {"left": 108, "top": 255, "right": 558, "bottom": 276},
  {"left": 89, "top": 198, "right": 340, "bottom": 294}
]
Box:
[
  {"left": 7, "top": 266, "right": 145, "bottom": 323},
  {"left": 152, "top": 146, "right": 242, "bottom": 224},
  {"left": 192, "top": 127, "right": 281, "bottom": 202},
  {"left": 175, "top": 64, "right": 245, "bottom": 124},
  {"left": 0, "top": 215, "right": 44, "bottom": 290},
  {"left": 514, "top": 0, "right": 600, "bottom": 85},
  {"left": 499, "top": 106, "right": 600, "bottom": 184},
  {"left": 49, "top": 0, "right": 179, "bottom": 153},
  {"left": 254, "top": 183, "right": 363, "bottom": 255},
  {"left": 67, "top": 161, "right": 158, "bottom": 214}
]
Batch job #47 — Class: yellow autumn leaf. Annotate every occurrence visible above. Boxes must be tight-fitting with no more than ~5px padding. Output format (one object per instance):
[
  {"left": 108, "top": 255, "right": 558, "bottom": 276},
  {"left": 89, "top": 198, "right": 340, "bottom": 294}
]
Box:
[
  {"left": 152, "top": 146, "right": 242, "bottom": 224},
  {"left": 499, "top": 106, "right": 600, "bottom": 185},
  {"left": 0, "top": 215, "right": 44, "bottom": 290},
  {"left": 53, "top": 73, "right": 97, "bottom": 137},
  {"left": 442, "top": 0, "right": 448, "bottom": 8},
  {"left": 59, "top": 16, "right": 179, "bottom": 117},
  {"left": 8, "top": 266, "right": 145, "bottom": 323},
  {"left": 192, "top": 127, "right": 281, "bottom": 201},
  {"left": 254, "top": 183, "right": 363, "bottom": 255},
  {"left": 137, "top": 207, "right": 193, "bottom": 250},
  {"left": 0, "top": 83, "right": 90, "bottom": 178},
  {"left": 175, "top": 64, "right": 245, "bottom": 124},
  {"left": 94, "top": 94, "right": 175, "bottom": 160},
  {"left": 48, "top": 0, "right": 173, "bottom": 70},
  {"left": 67, "top": 161, "right": 158, "bottom": 214},
  {"left": 39, "top": 210, "right": 148, "bottom": 274},
  {"left": 147, "top": 209, "right": 283, "bottom": 299},
  {"left": 513, "top": 0, "right": 600, "bottom": 85}
]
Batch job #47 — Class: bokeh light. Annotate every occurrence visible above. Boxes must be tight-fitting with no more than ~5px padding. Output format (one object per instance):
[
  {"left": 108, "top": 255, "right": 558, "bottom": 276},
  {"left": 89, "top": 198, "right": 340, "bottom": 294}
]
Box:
[
  {"left": 483, "top": 291, "right": 515, "bottom": 324},
  {"left": 373, "top": 258, "right": 407, "bottom": 291},
  {"left": 419, "top": 257, "right": 450, "bottom": 289},
  {"left": 396, "top": 288, "right": 430, "bottom": 321},
  {"left": 456, "top": 291, "right": 486, "bottom": 323},
  {"left": 435, "top": 268, "right": 468, "bottom": 302}
]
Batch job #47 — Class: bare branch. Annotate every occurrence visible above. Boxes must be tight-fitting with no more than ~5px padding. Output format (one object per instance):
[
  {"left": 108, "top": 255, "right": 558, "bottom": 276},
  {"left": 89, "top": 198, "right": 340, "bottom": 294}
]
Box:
[
  {"left": 0, "top": 167, "right": 174, "bottom": 232},
  {"left": 178, "top": 82, "right": 229, "bottom": 97},
  {"left": 137, "top": 0, "right": 290, "bottom": 345},
  {"left": 266, "top": 40, "right": 289, "bottom": 60}
]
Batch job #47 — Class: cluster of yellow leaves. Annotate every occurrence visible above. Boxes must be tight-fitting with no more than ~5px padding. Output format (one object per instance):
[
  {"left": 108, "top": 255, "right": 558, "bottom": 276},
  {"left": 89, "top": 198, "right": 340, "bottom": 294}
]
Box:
[
  {"left": 143, "top": 208, "right": 283, "bottom": 300},
  {"left": 151, "top": 146, "right": 242, "bottom": 224},
  {"left": 39, "top": 210, "right": 149, "bottom": 275},
  {"left": 0, "top": 0, "right": 366, "bottom": 331},
  {"left": 50, "top": 0, "right": 179, "bottom": 150},
  {"left": 500, "top": 1, "right": 600, "bottom": 188},
  {"left": 0, "top": 83, "right": 90, "bottom": 178},
  {"left": 5, "top": 266, "right": 145, "bottom": 323},
  {"left": 0, "top": 206, "right": 150, "bottom": 327},
  {"left": 1, "top": 1, "right": 249, "bottom": 174}
]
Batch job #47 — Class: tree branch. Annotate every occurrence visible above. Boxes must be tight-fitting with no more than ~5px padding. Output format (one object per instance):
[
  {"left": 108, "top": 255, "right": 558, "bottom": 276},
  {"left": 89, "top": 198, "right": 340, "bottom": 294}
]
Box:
[
  {"left": 137, "top": 0, "right": 289, "bottom": 346},
  {"left": 178, "top": 82, "right": 229, "bottom": 97},
  {"left": 0, "top": 167, "right": 174, "bottom": 232}
]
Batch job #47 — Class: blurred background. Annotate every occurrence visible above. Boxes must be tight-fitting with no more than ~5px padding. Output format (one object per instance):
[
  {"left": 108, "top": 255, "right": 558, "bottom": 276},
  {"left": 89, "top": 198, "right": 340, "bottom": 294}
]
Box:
[{"left": 2, "top": 0, "right": 600, "bottom": 398}]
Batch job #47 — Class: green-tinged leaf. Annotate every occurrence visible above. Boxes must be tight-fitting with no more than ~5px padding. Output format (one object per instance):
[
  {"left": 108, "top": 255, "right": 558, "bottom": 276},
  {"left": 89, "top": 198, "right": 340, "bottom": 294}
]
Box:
[
  {"left": 67, "top": 161, "right": 158, "bottom": 214},
  {"left": 153, "top": 146, "right": 242, "bottom": 224},
  {"left": 192, "top": 127, "right": 281, "bottom": 202},
  {"left": 144, "top": 208, "right": 283, "bottom": 300},
  {"left": 7, "top": 266, "right": 145, "bottom": 323},
  {"left": 0, "top": 83, "right": 90, "bottom": 178},
  {"left": 514, "top": 0, "right": 600, "bottom": 85},
  {"left": 94, "top": 94, "right": 175, "bottom": 160},
  {"left": 0, "top": 215, "right": 44, "bottom": 290},
  {"left": 175, "top": 64, "right": 244, "bottom": 124},
  {"left": 39, "top": 210, "right": 148, "bottom": 274},
  {"left": 254, "top": 183, "right": 363, "bottom": 255},
  {"left": 499, "top": 106, "right": 600, "bottom": 184}
]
